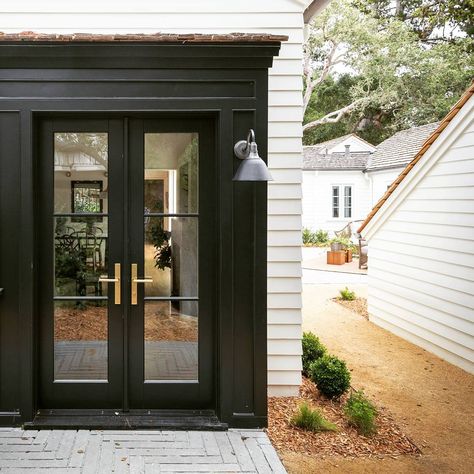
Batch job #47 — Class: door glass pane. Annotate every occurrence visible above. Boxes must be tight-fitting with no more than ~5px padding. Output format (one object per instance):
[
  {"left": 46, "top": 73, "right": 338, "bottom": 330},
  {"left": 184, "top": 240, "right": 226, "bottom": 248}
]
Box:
[
  {"left": 144, "top": 300, "right": 198, "bottom": 381},
  {"left": 54, "top": 216, "right": 108, "bottom": 297},
  {"left": 144, "top": 216, "right": 198, "bottom": 297},
  {"left": 54, "top": 300, "right": 108, "bottom": 381},
  {"left": 144, "top": 133, "right": 198, "bottom": 214},
  {"left": 53, "top": 132, "right": 109, "bottom": 382},
  {"left": 54, "top": 132, "right": 108, "bottom": 214}
]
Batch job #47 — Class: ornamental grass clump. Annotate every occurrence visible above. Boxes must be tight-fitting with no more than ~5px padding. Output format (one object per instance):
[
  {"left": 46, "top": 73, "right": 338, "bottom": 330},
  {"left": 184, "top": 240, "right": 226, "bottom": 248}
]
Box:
[
  {"left": 339, "top": 286, "right": 356, "bottom": 301},
  {"left": 290, "top": 402, "right": 337, "bottom": 432},
  {"left": 302, "top": 332, "right": 327, "bottom": 376},
  {"left": 309, "top": 354, "right": 351, "bottom": 399},
  {"left": 344, "top": 390, "right": 377, "bottom": 436}
]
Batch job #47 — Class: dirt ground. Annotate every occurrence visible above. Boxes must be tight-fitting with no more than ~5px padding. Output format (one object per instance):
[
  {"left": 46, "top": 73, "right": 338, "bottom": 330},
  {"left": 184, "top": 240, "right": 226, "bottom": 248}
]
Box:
[{"left": 281, "top": 283, "right": 474, "bottom": 473}]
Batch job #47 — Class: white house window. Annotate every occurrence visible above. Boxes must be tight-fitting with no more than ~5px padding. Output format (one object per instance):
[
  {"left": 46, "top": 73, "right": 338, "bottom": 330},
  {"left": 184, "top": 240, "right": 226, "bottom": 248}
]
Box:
[
  {"left": 344, "top": 186, "right": 352, "bottom": 218},
  {"left": 332, "top": 185, "right": 352, "bottom": 218},
  {"left": 332, "top": 186, "right": 339, "bottom": 218}
]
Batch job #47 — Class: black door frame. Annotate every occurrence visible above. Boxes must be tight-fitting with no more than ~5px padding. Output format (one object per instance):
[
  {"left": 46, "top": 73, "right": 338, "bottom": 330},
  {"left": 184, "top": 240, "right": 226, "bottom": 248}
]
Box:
[
  {"left": 0, "top": 40, "right": 281, "bottom": 428},
  {"left": 37, "top": 114, "right": 217, "bottom": 412}
]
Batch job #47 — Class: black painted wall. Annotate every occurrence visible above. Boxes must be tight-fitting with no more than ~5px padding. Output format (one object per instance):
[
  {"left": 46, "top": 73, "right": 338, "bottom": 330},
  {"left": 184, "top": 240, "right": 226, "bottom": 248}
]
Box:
[{"left": 0, "top": 41, "right": 280, "bottom": 427}]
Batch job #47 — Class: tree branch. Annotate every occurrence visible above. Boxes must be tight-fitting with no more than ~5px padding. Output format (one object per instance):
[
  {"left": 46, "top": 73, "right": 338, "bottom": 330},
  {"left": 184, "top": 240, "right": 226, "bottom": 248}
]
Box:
[
  {"left": 303, "top": 99, "right": 364, "bottom": 132},
  {"left": 302, "top": 40, "right": 339, "bottom": 115}
]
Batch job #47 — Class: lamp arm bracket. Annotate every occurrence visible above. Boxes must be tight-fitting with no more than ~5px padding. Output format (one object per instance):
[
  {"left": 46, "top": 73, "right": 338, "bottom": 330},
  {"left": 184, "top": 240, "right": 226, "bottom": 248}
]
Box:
[{"left": 234, "top": 128, "right": 256, "bottom": 160}]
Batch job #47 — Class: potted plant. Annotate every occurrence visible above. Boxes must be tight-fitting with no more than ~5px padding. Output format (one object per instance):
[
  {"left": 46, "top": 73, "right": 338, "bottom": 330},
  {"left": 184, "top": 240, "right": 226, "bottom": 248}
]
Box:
[{"left": 329, "top": 236, "right": 350, "bottom": 252}]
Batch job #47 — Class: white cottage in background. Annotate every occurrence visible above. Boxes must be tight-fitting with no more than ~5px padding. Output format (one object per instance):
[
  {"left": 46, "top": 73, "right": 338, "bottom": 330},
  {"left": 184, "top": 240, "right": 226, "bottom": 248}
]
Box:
[
  {"left": 302, "top": 124, "right": 439, "bottom": 235},
  {"left": 359, "top": 84, "right": 474, "bottom": 374},
  {"left": 0, "top": 0, "right": 332, "bottom": 404}
]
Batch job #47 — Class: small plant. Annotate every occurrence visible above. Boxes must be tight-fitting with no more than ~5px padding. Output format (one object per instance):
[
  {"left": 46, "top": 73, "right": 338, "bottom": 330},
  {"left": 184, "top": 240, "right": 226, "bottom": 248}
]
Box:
[
  {"left": 339, "top": 287, "right": 356, "bottom": 301},
  {"left": 302, "top": 228, "right": 316, "bottom": 245},
  {"left": 344, "top": 390, "right": 377, "bottom": 436},
  {"left": 290, "top": 402, "right": 337, "bottom": 432},
  {"left": 309, "top": 354, "right": 351, "bottom": 399},
  {"left": 302, "top": 332, "right": 327, "bottom": 376},
  {"left": 314, "top": 229, "right": 329, "bottom": 244},
  {"left": 303, "top": 228, "right": 330, "bottom": 246}
]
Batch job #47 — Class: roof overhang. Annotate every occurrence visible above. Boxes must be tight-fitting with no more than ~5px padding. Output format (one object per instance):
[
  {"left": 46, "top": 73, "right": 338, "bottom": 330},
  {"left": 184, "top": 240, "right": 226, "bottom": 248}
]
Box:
[{"left": 304, "top": 0, "right": 332, "bottom": 23}]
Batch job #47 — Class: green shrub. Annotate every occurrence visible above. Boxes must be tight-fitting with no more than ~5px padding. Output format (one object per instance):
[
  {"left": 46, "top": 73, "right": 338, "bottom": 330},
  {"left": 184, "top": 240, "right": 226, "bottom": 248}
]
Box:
[
  {"left": 302, "top": 332, "right": 327, "bottom": 376},
  {"left": 303, "top": 228, "right": 330, "bottom": 246},
  {"left": 314, "top": 229, "right": 329, "bottom": 244},
  {"left": 302, "top": 228, "right": 316, "bottom": 245},
  {"left": 344, "top": 390, "right": 377, "bottom": 436},
  {"left": 309, "top": 355, "right": 351, "bottom": 399},
  {"left": 290, "top": 402, "right": 337, "bottom": 432},
  {"left": 339, "top": 287, "right": 356, "bottom": 301}
]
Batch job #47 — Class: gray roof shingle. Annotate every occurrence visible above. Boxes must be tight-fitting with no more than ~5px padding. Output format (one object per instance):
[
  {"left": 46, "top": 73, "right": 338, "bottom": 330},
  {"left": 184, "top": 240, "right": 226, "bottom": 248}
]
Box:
[
  {"left": 303, "top": 148, "right": 371, "bottom": 170},
  {"left": 367, "top": 122, "right": 440, "bottom": 171}
]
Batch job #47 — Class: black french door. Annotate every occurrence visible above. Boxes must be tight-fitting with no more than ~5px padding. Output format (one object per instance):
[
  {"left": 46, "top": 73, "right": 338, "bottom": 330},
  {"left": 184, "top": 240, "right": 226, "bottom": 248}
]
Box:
[{"left": 38, "top": 116, "right": 216, "bottom": 411}]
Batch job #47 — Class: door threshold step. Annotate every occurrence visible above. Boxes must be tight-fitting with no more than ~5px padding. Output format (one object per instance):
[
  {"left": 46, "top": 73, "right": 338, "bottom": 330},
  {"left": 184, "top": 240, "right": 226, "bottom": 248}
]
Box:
[{"left": 24, "top": 410, "right": 228, "bottom": 430}]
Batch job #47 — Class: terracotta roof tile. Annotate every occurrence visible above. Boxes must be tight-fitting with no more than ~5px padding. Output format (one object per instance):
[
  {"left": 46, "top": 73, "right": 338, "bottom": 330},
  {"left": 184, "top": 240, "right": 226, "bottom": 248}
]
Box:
[{"left": 0, "top": 31, "right": 288, "bottom": 44}]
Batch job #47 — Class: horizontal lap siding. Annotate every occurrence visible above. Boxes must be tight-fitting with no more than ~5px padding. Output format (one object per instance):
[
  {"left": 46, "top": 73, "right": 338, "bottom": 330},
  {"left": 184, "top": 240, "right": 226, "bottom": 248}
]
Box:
[
  {"left": 2, "top": 0, "right": 304, "bottom": 395},
  {"left": 368, "top": 114, "right": 474, "bottom": 374}
]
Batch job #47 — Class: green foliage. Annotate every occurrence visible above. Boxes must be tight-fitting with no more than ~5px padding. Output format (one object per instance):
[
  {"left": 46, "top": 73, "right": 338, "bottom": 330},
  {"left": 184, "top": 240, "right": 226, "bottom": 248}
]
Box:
[
  {"left": 330, "top": 236, "right": 351, "bottom": 248},
  {"left": 302, "top": 332, "right": 327, "bottom": 376},
  {"left": 303, "top": 0, "right": 474, "bottom": 145},
  {"left": 354, "top": 0, "right": 474, "bottom": 41},
  {"left": 340, "top": 287, "right": 356, "bottom": 301},
  {"left": 303, "top": 228, "right": 330, "bottom": 245},
  {"left": 290, "top": 402, "right": 338, "bottom": 432},
  {"left": 315, "top": 229, "right": 330, "bottom": 244},
  {"left": 344, "top": 390, "right": 377, "bottom": 436},
  {"left": 55, "top": 247, "right": 85, "bottom": 280},
  {"left": 149, "top": 221, "right": 172, "bottom": 270},
  {"left": 309, "top": 355, "right": 351, "bottom": 399}
]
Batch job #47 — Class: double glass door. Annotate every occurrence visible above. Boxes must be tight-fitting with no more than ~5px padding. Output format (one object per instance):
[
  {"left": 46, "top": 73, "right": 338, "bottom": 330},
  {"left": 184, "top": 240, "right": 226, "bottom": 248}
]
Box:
[{"left": 38, "top": 117, "right": 215, "bottom": 411}]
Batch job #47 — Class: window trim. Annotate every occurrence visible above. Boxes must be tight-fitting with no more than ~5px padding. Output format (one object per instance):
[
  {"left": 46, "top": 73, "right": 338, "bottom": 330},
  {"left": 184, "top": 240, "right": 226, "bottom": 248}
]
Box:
[
  {"left": 71, "top": 180, "right": 104, "bottom": 221},
  {"left": 331, "top": 184, "right": 353, "bottom": 219}
]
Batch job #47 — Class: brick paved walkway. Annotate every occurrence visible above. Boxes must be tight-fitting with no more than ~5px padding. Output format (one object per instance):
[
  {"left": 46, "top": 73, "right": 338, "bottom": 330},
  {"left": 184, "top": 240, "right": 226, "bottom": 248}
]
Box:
[{"left": 0, "top": 428, "right": 286, "bottom": 473}]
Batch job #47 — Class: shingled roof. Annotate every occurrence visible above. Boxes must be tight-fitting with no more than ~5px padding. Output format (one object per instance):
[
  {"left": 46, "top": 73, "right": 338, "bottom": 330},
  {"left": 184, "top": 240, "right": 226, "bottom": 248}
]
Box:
[
  {"left": 303, "top": 148, "right": 371, "bottom": 170},
  {"left": 309, "top": 133, "right": 374, "bottom": 153},
  {"left": 366, "top": 122, "right": 440, "bottom": 171}
]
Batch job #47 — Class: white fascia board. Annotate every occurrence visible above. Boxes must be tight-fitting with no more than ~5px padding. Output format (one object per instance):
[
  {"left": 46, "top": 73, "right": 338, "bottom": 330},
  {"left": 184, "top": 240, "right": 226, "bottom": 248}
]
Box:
[{"left": 362, "top": 95, "right": 474, "bottom": 241}]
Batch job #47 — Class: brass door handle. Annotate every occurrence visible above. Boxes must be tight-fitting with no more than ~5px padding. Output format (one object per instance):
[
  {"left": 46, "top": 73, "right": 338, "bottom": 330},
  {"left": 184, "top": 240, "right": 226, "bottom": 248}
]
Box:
[
  {"left": 131, "top": 263, "right": 153, "bottom": 305},
  {"left": 133, "top": 278, "right": 153, "bottom": 284},
  {"left": 99, "top": 263, "right": 121, "bottom": 305}
]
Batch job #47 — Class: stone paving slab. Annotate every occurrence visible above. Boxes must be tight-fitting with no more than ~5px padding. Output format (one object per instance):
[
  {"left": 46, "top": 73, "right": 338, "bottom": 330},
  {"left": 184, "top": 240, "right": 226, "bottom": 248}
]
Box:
[{"left": 0, "top": 428, "right": 286, "bottom": 473}]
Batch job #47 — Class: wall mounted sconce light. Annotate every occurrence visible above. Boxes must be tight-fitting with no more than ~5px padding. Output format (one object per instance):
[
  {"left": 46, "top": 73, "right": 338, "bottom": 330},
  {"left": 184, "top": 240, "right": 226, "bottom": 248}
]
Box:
[{"left": 233, "top": 129, "right": 273, "bottom": 182}]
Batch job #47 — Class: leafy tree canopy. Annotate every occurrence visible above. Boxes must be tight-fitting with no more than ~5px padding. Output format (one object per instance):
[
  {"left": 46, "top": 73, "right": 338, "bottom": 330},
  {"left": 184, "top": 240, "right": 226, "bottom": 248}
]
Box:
[
  {"left": 354, "top": 0, "right": 474, "bottom": 41},
  {"left": 303, "top": 0, "right": 473, "bottom": 145}
]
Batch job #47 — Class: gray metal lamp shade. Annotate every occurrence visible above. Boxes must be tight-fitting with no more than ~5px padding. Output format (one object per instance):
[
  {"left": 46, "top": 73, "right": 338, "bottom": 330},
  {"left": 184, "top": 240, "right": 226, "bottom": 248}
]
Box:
[{"left": 233, "top": 131, "right": 273, "bottom": 182}]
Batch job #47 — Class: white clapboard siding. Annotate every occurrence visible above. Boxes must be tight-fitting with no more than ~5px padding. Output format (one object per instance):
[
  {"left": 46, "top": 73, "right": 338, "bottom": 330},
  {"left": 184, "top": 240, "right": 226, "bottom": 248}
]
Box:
[
  {"left": 3, "top": 0, "right": 307, "bottom": 395},
  {"left": 363, "top": 97, "right": 474, "bottom": 374}
]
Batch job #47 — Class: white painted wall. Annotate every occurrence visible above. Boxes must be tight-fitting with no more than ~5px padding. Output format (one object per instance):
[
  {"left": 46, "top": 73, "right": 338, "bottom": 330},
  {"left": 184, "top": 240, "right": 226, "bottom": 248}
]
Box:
[
  {"left": 367, "top": 168, "right": 405, "bottom": 207},
  {"left": 1, "top": 0, "right": 310, "bottom": 396},
  {"left": 302, "top": 170, "right": 372, "bottom": 235},
  {"left": 362, "top": 96, "right": 474, "bottom": 374}
]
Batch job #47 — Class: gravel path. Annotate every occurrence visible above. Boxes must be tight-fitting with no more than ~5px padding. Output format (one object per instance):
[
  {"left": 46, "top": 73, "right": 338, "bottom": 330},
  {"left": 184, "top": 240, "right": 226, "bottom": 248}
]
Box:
[{"left": 280, "top": 283, "right": 474, "bottom": 473}]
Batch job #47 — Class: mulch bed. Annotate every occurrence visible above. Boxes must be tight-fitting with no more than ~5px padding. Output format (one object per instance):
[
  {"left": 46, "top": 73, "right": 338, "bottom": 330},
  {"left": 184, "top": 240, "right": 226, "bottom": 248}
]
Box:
[
  {"left": 267, "top": 378, "right": 420, "bottom": 458},
  {"left": 54, "top": 302, "right": 197, "bottom": 342},
  {"left": 333, "top": 297, "right": 369, "bottom": 320}
]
